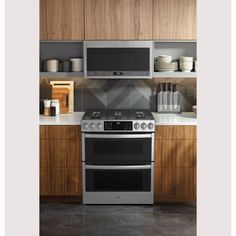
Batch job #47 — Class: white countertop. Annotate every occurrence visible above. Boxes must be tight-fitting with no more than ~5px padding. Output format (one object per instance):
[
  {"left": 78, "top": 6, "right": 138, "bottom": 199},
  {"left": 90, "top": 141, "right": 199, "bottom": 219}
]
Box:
[
  {"left": 40, "top": 111, "right": 197, "bottom": 126},
  {"left": 152, "top": 112, "right": 197, "bottom": 125},
  {"left": 40, "top": 112, "right": 85, "bottom": 125}
]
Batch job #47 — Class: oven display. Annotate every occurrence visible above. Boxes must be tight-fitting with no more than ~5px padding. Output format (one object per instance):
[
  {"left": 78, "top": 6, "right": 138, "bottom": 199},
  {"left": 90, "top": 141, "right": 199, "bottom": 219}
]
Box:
[{"left": 104, "top": 121, "right": 133, "bottom": 131}]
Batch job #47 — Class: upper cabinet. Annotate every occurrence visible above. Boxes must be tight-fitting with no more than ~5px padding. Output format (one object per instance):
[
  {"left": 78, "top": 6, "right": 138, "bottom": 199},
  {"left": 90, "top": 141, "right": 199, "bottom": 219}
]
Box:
[
  {"left": 85, "top": 0, "right": 153, "bottom": 40},
  {"left": 153, "top": 0, "right": 196, "bottom": 40},
  {"left": 40, "top": 0, "right": 84, "bottom": 40},
  {"left": 40, "top": 0, "right": 196, "bottom": 40}
]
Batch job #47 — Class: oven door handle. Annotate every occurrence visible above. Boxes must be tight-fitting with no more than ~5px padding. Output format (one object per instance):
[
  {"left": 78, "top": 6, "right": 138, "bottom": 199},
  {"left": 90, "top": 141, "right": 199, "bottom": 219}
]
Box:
[
  {"left": 84, "top": 134, "right": 153, "bottom": 139},
  {"left": 85, "top": 165, "right": 152, "bottom": 170}
]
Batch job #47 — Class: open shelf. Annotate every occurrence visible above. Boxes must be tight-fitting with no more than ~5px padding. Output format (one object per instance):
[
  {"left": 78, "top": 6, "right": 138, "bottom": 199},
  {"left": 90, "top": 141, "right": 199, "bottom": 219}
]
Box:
[
  {"left": 40, "top": 72, "right": 84, "bottom": 78},
  {"left": 153, "top": 71, "right": 197, "bottom": 78}
]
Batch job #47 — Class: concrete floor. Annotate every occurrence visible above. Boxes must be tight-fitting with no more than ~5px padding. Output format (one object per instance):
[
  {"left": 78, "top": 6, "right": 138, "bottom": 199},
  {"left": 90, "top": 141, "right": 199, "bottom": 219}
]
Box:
[{"left": 40, "top": 203, "right": 196, "bottom": 236}]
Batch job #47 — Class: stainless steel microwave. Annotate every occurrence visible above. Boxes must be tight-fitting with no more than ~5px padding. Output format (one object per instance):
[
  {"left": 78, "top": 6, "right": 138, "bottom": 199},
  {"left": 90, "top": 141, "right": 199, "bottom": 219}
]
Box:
[{"left": 84, "top": 41, "right": 153, "bottom": 79}]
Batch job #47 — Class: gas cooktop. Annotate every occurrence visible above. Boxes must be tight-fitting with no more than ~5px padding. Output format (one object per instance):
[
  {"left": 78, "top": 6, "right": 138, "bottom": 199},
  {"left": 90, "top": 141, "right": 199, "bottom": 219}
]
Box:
[{"left": 81, "top": 110, "right": 155, "bottom": 133}]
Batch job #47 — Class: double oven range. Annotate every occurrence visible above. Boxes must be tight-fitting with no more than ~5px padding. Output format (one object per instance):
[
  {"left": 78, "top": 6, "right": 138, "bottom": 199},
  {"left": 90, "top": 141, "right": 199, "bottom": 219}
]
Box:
[{"left": 81, "top": 110, "right": 155, "bottom": 204}]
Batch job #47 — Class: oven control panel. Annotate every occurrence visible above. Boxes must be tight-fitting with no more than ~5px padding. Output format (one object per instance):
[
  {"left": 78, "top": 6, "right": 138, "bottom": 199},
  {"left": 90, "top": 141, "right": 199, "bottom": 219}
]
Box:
[
  {"left": 104, "top": 121, "right": 132, "bottom": 131},
  {"left": 81, "top": 120, "right": 155, "bottom": 132}
]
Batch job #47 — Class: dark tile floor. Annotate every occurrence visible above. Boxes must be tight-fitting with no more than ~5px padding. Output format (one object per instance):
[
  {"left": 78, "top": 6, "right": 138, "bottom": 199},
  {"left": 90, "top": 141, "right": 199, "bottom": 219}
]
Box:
[{"left": 40, "top": 203, "right": 196, "bottom": 236}]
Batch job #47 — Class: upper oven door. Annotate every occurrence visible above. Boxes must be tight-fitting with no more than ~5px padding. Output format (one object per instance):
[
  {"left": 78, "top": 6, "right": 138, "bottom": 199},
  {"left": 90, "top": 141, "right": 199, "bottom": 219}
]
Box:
[
  {"left": 83, "top": 133, "right": 154, "bottom": 165},
  {"left": 83, "top": 41, "right": 153, "bottom": 79}
]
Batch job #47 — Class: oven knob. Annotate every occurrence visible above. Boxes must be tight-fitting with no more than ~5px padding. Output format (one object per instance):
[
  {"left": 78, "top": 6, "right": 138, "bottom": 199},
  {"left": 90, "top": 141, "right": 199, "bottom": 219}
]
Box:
[
  {"left": 96, "top": 122, "right": 102, "bottom": 130},
  {"left": 148, "top": 123, "right": 154, "bottom": 130},
  {"left": 141, "top": 123, "right": 147, "bottom": 130},
  {"left": 89, "top": 123, "right": 95, "bottom": 130},
  {"left": 82, "top": 123, "right": 88, "bottom": 130},
  {"left": 134, "top": 123, "right": 140, "bottom": 130}
]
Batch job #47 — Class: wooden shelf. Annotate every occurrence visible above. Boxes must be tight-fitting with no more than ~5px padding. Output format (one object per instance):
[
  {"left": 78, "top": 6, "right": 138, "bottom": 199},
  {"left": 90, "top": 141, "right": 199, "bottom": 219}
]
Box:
[
  {"left": 153, "top": 71, "right": 197, "bottom": 78},
  {"left": 40, "top": 72, "right": 84, "bottom": 78}
]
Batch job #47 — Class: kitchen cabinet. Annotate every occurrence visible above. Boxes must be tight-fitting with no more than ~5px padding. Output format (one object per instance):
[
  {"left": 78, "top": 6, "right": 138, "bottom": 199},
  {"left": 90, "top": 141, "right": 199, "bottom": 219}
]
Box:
[
  {"left": 85, "top": 0, "right": 153, "bottom": 40},
  {"left": 153, "top": 0, "right": 196, "bottom": 40},
  {"left": 40, "top": 125, "right": 82, "bottom": 198},
  {"left": 40, "top": 0, "right": 84, "bottom": 40},
  {"left": 40, "top": 168, "right": 65, "bottom": 196},
  {"left": 154, "top": 125, "right": 196, "bottom": 202}
]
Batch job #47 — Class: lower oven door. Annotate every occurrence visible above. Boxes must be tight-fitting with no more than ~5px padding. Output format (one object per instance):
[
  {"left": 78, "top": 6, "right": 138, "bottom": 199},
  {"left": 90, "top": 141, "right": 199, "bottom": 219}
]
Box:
[
  {"left": 83, "top": 133, "right": 154, "bottom": 165},
  {"left": 82, "top": 163, "right": 154, "bottom": 204}
]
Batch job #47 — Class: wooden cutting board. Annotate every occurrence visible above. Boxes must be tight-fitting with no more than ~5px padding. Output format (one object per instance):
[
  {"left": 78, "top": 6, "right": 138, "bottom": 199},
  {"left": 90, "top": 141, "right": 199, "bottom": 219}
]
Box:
[
  {"left": 50, "top": 81, "right": 74, "bottom": 113},
  {"left": 52, "top": 88, "right": 69, "bottom": 114}
]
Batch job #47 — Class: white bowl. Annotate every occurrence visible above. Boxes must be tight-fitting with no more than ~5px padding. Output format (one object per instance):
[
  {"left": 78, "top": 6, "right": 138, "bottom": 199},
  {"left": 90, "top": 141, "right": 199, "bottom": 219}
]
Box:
[
  {"left": 180, "top": 64, "right": 193, "bottom": 69},
  {"left": 179, "top": 61, "right": 193, "bottom": 65},
  {"left": 158, "top": 55, "right": 172, "bottom": 63},
  {"left": 180, "top": 67, "right": 193, "bottom": 71},
  {"left": 180, "top": 57, "right": 193, "bottom": 62},
  {"left": 180, "top": 69, "right": 192, "bottom": 72},
  {"left": 180, "top": 63, "right": 193, "bottom": 67},
  {"left": 158, "top": 55, "right": 171, "bottom": 58}
]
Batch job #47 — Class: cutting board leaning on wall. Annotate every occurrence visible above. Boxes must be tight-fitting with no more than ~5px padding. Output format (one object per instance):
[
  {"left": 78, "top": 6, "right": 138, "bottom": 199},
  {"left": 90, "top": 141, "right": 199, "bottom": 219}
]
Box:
[
  {"left": 50, "top": 81, "right": 74, "bottom": 113},
  {"left": 52, "top": 87, "right": 70, "bottom": 114}
]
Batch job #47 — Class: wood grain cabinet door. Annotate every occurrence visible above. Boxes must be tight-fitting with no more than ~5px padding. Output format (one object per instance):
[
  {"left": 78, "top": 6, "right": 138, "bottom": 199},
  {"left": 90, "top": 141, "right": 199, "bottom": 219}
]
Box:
[
  {"left": 153, "top": 0, "right": 196, "bottom": 40},
  {"left": 155, "top": 140, "right": 196, "bottom": 168},
  {"left": 85, "top": 0, "right": 153, "bottom": 40},
  {"left": 154, "top": 167, "right": 196, "bottom": 202},
  {"left": 65, "top": 139, "right": 82, "bottom": 168},
  {"left": 40, "top": 139, "right": 66, "bottom": 168},
  {"left": 65, "top": 168, "right": 82, "bottom": 196},
  {"left": 40, "top": 125, "right": 82, "bottom": 197},
  {"left": 154, "top": 125, "right": 197, "bottom": 202},
  {"left": 40, "top": 0, "right": 84, "bottom": 40},
  {"left": 40, "top": 168, "right": 65, "bottom": 196}
]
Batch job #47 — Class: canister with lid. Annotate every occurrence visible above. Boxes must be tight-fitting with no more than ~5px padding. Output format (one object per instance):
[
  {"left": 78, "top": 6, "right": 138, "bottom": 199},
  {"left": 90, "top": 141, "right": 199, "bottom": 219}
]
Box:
[
  {"left": 51, "top": 99, "right": 60, "bottom": 115},
  {"left": 43, "top": 99, "right": 51, "bottom": 116}
]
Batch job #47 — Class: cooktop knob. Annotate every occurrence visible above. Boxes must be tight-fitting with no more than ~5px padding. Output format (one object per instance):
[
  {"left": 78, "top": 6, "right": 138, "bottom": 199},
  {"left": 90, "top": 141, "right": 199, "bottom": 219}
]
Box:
[
  {"left": 141, "top": 123, "right": 147, "bottom": 130},
  {"left": 96, "top": 122, "right": 102, "bottom": 130},
  {"left": 148, "top": 123, "right": 154, "bottom": 130},
  {"left": 83, "top": 123, "right": 88, "bottom": 130},
  {"left": 89, "top": 123, "right": 95, "bottom": 130},
  {"left": 134, "top": 123, "right": 140, "bottom": 130}
]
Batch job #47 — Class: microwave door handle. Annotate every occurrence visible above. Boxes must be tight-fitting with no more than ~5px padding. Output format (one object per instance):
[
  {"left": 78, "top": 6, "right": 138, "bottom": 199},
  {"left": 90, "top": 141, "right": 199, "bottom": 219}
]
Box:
[{"left": 85, "top": 165, "right": 152, "bottom": 170}]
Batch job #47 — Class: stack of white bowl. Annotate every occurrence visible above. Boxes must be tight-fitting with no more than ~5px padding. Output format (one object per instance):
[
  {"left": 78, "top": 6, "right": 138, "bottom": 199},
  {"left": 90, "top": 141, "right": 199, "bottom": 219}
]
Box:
[
  {"left": 179, "top": 57, "right": 193, "bottom": 72},
  {"left": 154, "top": 55, "right": 177, "bottom": 72}
]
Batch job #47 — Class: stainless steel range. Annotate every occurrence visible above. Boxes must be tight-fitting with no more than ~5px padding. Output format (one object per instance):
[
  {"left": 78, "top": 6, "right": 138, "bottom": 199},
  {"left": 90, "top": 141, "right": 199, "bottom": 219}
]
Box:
[{"left": 81, "top": 110, "right": 155, "bottom": 204}]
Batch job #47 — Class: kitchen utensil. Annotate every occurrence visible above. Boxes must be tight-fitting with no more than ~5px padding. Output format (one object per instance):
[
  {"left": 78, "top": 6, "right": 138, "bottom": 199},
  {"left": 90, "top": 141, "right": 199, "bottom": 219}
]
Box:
[
  {"left": 50, "top": 81, "right": 74, "bottom": 113},
  {"left": 41, "top": 60, "right": 48, "bottom": 72},
  {"left": 52, "top": 87, "right": 69, "bottom": 114},
  {"left": 51, "top": 99, "right": 60, "bottom": 115},
  {"left": 44, "top": 107, "right": 50, "bottom": 116},
  {"left": 43, "top": 99, "right": 51, "bottom": 108},
  {"left": 60, "top": 60, "right": 71, "bottom": 72},
  {"left": 70, "top": 58, "right": 83, "bottom": 72},
  {"left": 157, "top": 81, "right": 181, "bottom": 113},
  {"left": 50, "top": 106, "right": 56, "bottom": 116},
  {"left": 47, "top": 59, "right": 59, "bottom": 72},
  {"left": 158, "top": 82, "right": 164, "bottom": 112},
  {"left": 173, "top": 82, "right": 180, "bottom": 111},
  {"left": 40, "top": 79, "right": 52, "bottom": 99},
  {"left": 43, "top": 99, "right": 51, "bottom": 116},
  {"left": 40, "top": 99, "right": 44, "bottom": 115}
]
